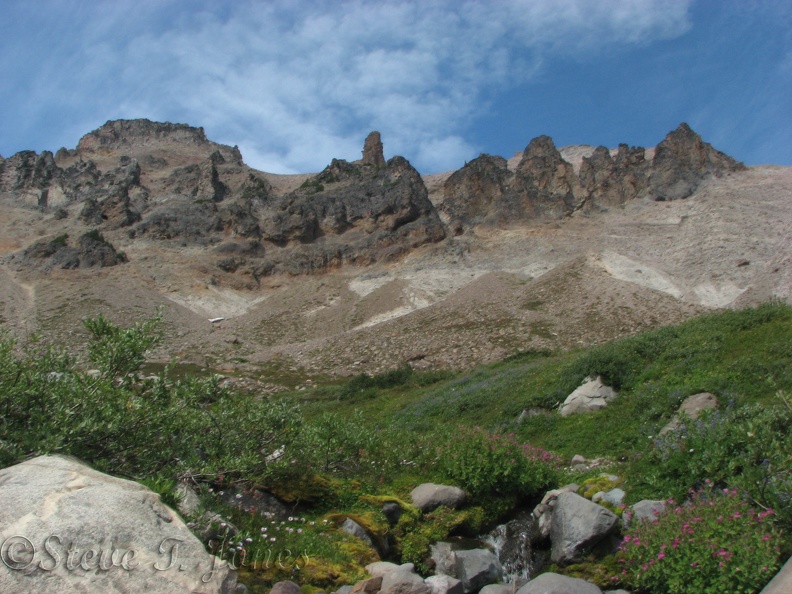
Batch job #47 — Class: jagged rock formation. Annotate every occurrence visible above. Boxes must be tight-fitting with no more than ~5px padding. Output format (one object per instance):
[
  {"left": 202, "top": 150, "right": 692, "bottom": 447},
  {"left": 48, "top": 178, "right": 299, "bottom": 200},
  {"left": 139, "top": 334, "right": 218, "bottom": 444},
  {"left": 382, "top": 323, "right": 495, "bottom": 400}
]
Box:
[
  {"left": 440, "top": 123, "right": 745, "bottom": 230},
  {"left": 361, "top": 131, "right": 386, "bottom": 166},
  {"left": 7, "top": 231, "right": 127, "bottom": 272},
  {"left": 252, "top": 154, "right": 445, "bottom": 275},
  {"left": 0, "top": 120, "right": 744, "bottom": 280}
]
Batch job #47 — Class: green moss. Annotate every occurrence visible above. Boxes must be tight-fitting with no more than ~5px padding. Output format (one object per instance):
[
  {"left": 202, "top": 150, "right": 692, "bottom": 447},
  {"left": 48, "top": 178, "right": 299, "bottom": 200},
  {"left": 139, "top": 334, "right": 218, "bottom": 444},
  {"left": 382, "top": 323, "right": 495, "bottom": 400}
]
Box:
[{"left": 579, "top": 474, "right": 622, "bottom": 500}]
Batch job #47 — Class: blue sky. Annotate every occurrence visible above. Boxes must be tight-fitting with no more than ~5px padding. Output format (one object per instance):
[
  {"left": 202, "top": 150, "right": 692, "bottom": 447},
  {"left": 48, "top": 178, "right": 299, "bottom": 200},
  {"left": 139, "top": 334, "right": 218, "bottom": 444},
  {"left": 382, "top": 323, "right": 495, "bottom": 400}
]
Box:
[{"left": 1, "top": 0, "right": 789, "bottom": 174}]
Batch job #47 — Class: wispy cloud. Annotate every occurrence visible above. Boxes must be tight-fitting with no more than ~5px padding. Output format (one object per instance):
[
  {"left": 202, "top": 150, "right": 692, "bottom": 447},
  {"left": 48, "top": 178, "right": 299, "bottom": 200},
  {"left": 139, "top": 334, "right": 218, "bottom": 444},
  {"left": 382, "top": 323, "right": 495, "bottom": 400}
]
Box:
[{"left": 0, "top": 0, "right": 692, "bottom": 172}]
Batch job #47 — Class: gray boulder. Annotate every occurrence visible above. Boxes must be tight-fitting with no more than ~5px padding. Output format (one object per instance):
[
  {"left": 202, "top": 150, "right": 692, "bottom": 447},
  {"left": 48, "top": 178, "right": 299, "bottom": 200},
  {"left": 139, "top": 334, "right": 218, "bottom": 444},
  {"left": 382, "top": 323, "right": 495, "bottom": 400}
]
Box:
[
  {"left": 365, "top": 561, "right": 401, "bottom": 577},
  {"left": 559, "top": 376, "right": 618, "bottom": 416},
  {"left": 517, "top": 572, "right": 602, "bottom": 594},
  {"left": 550, "top": 492, "right": 619, "bottom": 564},
  {"left": 411, "top": 483, "right": 466, "bottom": 512},
  {"left": 351, "top": 575, "right": 384, "bottom": 594},
  {"left": 380, "top": 567, "right": 430, "bottom": 594},
  {"left": 631, "top": 499, "right": 667, "bottom": 521},
  {"left": 430, "top": 541, "right": 457, "bottom": 577},
  {"left": 341, "top": 518, "right": 375, "bottom": 548},
  {"left": 425, "top": 574, "right": 464, "bottom": 594},
  {"left": 0, "top": 455, "right": 235, "bottom": 593},
  {"left": 592, "top": 488, "right": 625, "bottom": 507},
  {"left": 271, "top": 582, "right": 303, "bottom": 594},
  {"left": 532, "top": 484, "right": 580, "bottom": 540},
  {"left": 479, "top": 586, "right": 514, "bottom": 594},
  {"left": 454, "top": 549, "right": 503, "bottom": 593},
  {"left": 660, "top": 392, "right": 719, "bottom": 435}
]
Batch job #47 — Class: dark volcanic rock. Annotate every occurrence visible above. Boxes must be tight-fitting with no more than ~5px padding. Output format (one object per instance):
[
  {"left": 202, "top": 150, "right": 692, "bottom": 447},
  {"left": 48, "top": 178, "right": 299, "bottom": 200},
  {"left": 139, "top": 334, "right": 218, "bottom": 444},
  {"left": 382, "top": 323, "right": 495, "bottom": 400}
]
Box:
[
  {"left": 77, "top": 158, "right": 146, "bottom": 228},
  {"left": 441, "top": 123, "right": 745, "bottom": 230},
  {"left": 512, "top": 135, "right": 579, "bottom": 219},
  {"left": 649, "top": 122, "right": 745, "bottom": 201},
  {"left": 441, "top": 154, "right": 513, "bottom": 230},
  {"left": 0, "top": 150, "right": 60, "bottom": 207},
  {"left": 362, "top": 131, "right": 386, "bottom": 166},
  {"left": 76, "top": 119, "right": 243, "bottom": 164},
  {"left": 579, "top": 145, "right": 650, "bottom": 210},
  {"left": 8, "top": 231, "right": 127, "bottom": 272},
  {"left": 254, "top": 154, "right": 445, "bottom": 275}
]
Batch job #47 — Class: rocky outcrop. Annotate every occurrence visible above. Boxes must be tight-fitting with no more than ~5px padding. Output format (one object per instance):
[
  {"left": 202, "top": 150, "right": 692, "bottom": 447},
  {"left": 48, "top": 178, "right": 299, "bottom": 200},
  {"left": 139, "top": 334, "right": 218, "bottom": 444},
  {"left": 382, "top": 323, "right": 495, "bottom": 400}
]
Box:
[
  {"left": 650, "top": 123, "right": 745, "bottom": 201},
  {"left": 440, "top": 155, "right": 512, "bottom": 230},
  {"left": 76, "top": 118, "right": 243, "bottom": 165},
  {"left": 441, "top": 123, "right": 745, "bottom": 230},
  {"left": 579, "top": 144, "right": 650, "bottom": 209},
  {"left": 0, "top": 455, "right": 235, "bottom": 594},
  {"left": 512, "top": 136, "right": 580, "bottom": 219},
  {"left": 7, "top": 231, "right": 127, "bottom": 272},
  {"left": 362, "top": 131, "right": 386, "bottom": 166},
  {"left": 252, "top": 154, "right": 445, "bottom": 275}
]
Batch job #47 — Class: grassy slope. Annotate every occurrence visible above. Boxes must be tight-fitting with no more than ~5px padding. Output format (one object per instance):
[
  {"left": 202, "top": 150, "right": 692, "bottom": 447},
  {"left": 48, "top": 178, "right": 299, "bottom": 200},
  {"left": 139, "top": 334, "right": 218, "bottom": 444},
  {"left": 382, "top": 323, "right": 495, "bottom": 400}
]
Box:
[{"left": 294, "top": 301, "right": 792, "bottom": 469}]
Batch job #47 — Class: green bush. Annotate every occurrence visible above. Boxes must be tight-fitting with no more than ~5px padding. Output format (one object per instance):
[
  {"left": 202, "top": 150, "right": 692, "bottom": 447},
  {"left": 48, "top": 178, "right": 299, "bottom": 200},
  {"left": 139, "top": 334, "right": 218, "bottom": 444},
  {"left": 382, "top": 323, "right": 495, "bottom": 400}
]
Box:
[
  {"left": 0, "top": 316, "right": 301, "bottom": 481},
  {"left": 618, "top": 485, "right": 782, "bottom": 594},
  {"left": 628, "top": 402, "right": 792, "bottom": 535},
  {"left": 432, "top": 426, "right": 561, "bottom": 499}
]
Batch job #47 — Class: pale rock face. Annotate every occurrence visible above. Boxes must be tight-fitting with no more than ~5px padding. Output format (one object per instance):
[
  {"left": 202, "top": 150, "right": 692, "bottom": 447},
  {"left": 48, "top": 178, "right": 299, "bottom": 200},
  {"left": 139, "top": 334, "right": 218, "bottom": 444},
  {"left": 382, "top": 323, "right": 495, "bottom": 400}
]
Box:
[
  {"left": 559, "top": 376, "right": 618, "bottom": 416},
  {"left": 0, "top": 455, "right": 236, "bottom": 594}
]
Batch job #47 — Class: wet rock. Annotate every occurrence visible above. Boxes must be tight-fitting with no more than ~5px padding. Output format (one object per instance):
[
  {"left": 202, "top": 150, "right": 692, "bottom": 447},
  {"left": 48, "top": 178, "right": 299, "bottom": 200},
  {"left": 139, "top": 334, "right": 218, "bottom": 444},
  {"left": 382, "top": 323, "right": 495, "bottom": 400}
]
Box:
[
  {"left": 549, "top": 492, "right": 619, "bottom": 564},
  {"left": 454, "top": 549, "right": 502, "bottom": 593}
]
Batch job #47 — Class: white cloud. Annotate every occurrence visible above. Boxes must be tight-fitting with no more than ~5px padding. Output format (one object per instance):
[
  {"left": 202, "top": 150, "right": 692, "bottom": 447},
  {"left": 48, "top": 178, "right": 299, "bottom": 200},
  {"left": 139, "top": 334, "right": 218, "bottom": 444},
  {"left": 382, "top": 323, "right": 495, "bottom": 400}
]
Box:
[{"left": 0, "top": 0, "right": 693, "bottom": 172}]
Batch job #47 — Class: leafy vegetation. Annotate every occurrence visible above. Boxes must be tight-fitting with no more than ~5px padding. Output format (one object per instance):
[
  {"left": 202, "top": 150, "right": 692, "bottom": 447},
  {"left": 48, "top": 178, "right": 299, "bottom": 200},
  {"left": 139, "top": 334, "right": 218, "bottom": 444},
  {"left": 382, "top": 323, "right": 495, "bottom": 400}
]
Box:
[
  {"left": 1, "top": 302, "right": 791, "bottom": 593},
  {"left": 618, "top": 485, "right": 782, "bottom": 594}
]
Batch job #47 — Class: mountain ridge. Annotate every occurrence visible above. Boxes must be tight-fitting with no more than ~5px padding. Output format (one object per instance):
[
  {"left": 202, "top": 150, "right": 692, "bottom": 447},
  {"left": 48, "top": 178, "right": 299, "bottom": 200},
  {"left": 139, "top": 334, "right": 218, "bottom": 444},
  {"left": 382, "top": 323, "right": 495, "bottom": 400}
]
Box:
[{"left": 0, "top": 119, "right": 788, "bottom": 382}]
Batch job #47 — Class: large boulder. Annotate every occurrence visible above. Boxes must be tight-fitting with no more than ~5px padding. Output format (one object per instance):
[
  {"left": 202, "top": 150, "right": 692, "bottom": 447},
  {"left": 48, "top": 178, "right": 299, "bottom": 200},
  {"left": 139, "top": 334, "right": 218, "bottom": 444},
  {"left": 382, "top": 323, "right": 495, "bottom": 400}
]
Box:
[
  {"left": 549, "top": 492, "right": 619, "bottom": 564},
  {"left": 517, "top": 572, "right": 602, "bottom": 594},
  {"left": 453, "top": 549, "right": 502, "bottom": 594},
  {"left": 425, "top": 574, "right": 464, "bottom": 594},
  {"left": 559, "top": 376, "right": 618, "bottom": 416},
  {"left": 380, "top": 567, "right": 430, "bottom": 594},
  {"left": 532, "top": 484, "right": 580, "bottom": 540},
  {"left": 0, "top": 455, "right": 236, "bottom": 593},
  {"left": 410, "top": 483, "right": 466, "bottom": 512}
]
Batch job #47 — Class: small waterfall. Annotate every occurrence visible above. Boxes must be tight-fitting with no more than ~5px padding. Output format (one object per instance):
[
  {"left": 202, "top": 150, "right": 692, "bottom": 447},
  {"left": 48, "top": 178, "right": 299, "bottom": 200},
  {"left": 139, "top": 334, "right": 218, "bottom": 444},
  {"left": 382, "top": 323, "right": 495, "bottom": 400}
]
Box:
[{"left": 483, "top": 511, "right": 547, "bottom": 586}]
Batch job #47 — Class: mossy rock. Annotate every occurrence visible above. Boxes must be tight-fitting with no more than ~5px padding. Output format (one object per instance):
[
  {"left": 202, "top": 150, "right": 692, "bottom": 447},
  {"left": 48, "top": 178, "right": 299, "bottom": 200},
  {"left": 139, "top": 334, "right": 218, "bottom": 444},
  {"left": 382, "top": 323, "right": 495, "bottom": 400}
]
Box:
[
  {"left": 550, "top": 556, "right": 623, "bottom": 589},
  {"left": 579, "top": 474, "right": 622, "bottom": 500}
]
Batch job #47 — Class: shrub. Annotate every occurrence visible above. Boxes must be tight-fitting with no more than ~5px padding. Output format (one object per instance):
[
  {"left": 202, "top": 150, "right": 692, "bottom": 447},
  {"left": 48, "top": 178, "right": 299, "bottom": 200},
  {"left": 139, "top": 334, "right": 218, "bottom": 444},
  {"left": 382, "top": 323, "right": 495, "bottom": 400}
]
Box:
[
  {"left": 0, "top": 316, "right": 301, "bottom": 481},
  {"left": 433, "top": 426, "right": 561, "bottom": 499},
  {"left": 618, "top": 485, "right": 782, "bottom": 594},
  {"left": 628, "top": 402, "right": 792, "bottom": 535}
]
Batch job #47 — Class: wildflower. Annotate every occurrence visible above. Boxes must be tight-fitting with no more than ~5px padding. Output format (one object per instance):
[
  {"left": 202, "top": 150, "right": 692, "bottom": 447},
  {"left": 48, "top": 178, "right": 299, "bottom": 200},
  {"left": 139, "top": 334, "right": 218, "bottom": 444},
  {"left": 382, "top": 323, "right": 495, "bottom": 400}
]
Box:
[
  {"left": 235, "top": 493, "right": 243, "bottom": 499},
  {"left": 658, "top": 552, "right": 665, "bottom": 560},
  {"left": 297, "top": 529, "right": 303, "bottom": 534},
  {"left": 270, "top": 537, "right": 276, "bottom": 542}
]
